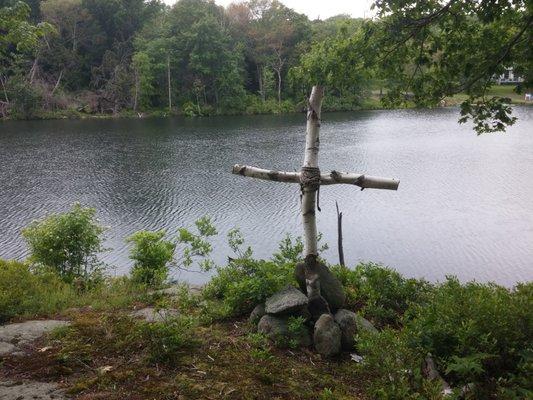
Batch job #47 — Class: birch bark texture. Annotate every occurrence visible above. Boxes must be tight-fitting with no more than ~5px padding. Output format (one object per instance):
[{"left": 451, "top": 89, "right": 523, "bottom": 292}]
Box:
[{"left": 301, "top": 85, "right": 324, "bottom": 257}]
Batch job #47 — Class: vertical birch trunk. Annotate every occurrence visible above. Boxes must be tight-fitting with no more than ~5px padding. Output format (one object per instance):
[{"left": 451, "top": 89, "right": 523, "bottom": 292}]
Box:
[
  {"left": 300, "top": 86, "right": 324, "bottom": 299},
  {"left": 167, "top": 55, "right": 172, "bottom": 112},
  {"left": 301, "top": 85, "right": 324, "bottom": 258}
]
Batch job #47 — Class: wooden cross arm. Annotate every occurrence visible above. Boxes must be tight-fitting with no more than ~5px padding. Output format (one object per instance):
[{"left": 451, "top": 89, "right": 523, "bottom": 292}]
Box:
[{"left": 232, "top": 164, "right": 400, "bottom": 190}]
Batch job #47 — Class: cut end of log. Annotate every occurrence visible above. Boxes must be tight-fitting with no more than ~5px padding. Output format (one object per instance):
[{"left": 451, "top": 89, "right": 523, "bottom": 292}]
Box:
[{"left": 232, "top": 164, "right": 246, "bottom": 176}]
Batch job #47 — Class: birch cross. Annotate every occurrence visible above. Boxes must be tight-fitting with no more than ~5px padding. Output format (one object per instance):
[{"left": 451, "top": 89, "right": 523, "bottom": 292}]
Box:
[{"left": 232, "top": 86, "right": 400, "bottom": 302}]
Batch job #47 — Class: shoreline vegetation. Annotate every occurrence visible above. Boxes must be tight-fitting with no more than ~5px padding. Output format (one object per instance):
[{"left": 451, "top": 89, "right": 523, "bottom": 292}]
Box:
[
  {"left": 1, "top": 0, "right": 530, "bottom": 133},
  {"left": 1, "top": 205, "right": 531, "bottom": 399},
  {"left": 1, "top": 85, "right": 530, "bottom": 122}
]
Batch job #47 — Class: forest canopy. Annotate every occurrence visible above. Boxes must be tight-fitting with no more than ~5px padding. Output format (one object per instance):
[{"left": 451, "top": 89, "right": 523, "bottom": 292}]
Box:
[{"left": 0, "top": 0, "right": 530, "bottom": 131}]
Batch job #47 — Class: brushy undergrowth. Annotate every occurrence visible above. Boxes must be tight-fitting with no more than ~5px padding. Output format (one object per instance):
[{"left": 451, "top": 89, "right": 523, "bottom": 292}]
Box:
[
  {"left": 332, "top": 262, "right": 433, "bottom": 328},
  {"left": 0, "top": 259, "right": 150, "bottom": 323},
  {"left": 0, "top": 259, "right": 76, "bottom": 323},
  {"left": 357, "top": 278, "right": 533, "bottom": 399}
]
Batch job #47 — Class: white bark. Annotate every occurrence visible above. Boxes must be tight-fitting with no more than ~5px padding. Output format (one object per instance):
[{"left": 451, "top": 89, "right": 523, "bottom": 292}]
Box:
[
  {"left": 232, "top": 164, "right": 300, "bottom": 183},
  {"left": 167, "top": 55, "right": 172, "bottom": 112},
  {"left": 232, "top": 165, "right": 399, "bottom": 190},
  {"left": 302, "top": 86, "right": 324, "bottom": 256},
  {"left": 321, "top": 171, "right": 400, "bottom": 190}
]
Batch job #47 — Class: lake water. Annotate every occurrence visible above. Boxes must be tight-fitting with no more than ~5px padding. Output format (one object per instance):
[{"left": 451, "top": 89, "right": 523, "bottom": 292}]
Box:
[{"left": 1, "top": 108, "right": 532, "bottom": 286}]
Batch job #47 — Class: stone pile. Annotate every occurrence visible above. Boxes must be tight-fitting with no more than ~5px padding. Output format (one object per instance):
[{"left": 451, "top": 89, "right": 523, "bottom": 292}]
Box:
[{"left": 251, "top": 262, "right": 377, "bottom": 357}]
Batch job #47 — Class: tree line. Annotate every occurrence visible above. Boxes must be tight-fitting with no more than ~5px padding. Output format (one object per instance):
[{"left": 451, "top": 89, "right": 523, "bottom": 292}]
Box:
[
  {"left": 0, "top": 0, "right": 368, "bottom": 118},
  {"left": 1, "top": 0, "right": 530, "bottom": 132}
]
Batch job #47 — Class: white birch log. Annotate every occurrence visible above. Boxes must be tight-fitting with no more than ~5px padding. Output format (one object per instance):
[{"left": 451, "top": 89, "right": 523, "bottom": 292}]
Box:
[
  {"left": 232, "top": 164, "right": 300, "bottom": 183},
  {"left": 321, "top": 171, "right": 400, "bottom": 190},
  {"left": 231, "top": 165, "right": 399, "bottom": 191},
  {"left": 301, "top": 86, "right": 324, "bottom": 256}
]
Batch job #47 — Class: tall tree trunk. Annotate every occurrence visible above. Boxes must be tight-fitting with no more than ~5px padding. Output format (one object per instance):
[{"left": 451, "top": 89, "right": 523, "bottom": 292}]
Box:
[
  {"left": 0, "top": 76, "right": 9, "bottom": 103},
  {"left": 29, "top": 58, "right": 38, "bottom": 84},
  {"left": 277, "top": 67, "right": 282, "bottom": 104},
  {"left": 51, "top": 70, "right": 63, "bottom": 97},
  {"left": 257, "top": 64, "right": 264, "bottom": 102},
  {"left": 167, "top": 55, "right": 172, "bottom": 112},
  {"left": 133, "top": 67, "right": 139, "bottom": 112}
]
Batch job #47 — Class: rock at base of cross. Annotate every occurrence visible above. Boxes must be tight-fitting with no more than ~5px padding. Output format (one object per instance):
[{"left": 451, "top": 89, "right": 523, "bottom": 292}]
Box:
[
  {"left": 313, "top": 314, "right": 342, "bottom": 357},
  {"left": 257, "top": 315, "right": 312, "bottom": 348},
  {"left": 264, "top": 285, "right": 308, "bottom": 315},
  {"left": 295, "top": 261, "right": 346, "bottom": 312}
]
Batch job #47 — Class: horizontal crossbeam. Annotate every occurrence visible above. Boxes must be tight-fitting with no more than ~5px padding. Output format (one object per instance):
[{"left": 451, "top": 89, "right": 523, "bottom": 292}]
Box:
[{"left": 232, "top": 164, "right": 400, "bottom": 191}]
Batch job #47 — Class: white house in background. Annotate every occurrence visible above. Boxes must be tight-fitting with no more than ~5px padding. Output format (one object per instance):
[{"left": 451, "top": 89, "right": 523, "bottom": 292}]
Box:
[{"left": 495, "top": 67, "right": 524, "bottom": 84}]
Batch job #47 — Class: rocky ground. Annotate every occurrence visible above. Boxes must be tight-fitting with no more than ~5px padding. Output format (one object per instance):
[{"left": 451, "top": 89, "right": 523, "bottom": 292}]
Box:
[
  {"left": 0, "top": 320, "right": 70, "bottom": 400},
  {"left": 0, "top": 282, "right": 372, "bottom": 399}
]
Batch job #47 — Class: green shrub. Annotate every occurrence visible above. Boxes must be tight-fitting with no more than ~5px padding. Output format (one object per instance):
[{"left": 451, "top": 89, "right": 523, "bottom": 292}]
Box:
[
  {"left": 22, "top": 203, "right": 106, "bottom": 284},
  {"left": 127, "top": 230, "right": 175, "bottom": 287},
  {"left": 357, "top": 328, "right": 443, "bottom": 399},
  {"left": 404, "top": 278, "right": 533, "bottom": 397},
  {"left": 332, "top": 262, "right": 433, "bottom": 328},
  {"left": 203, "top": 258, "right": 295, "bottom": 317},
  {"left": 358, "top": 278, "right": 533, "bottom": 398},
  {"left": 0, "top": 259, "right": 76, "bottom": 322},
  {"left": 177, "top": 216, "right": 217, "bottom": 272}
]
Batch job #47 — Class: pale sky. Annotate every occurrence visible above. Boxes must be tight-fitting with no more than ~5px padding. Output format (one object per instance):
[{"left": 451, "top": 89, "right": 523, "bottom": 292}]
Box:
[{"left": 163, "top": 0, "right": 375, "bottom": 20}]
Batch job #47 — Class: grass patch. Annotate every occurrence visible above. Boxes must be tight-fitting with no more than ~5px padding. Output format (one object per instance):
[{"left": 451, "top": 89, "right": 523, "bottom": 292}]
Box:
[{"left": 0, "top": 259, "right": 153, "bottom": 323}]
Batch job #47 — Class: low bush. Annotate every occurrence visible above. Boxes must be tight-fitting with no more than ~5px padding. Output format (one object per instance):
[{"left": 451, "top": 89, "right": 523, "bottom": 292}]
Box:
[
  {"left": 0, "top": 258, "right": 149, "bottom": 322},
  {"left": 0, "top": 259, "right": 76, "bottom": 323},
  {"left": 203, "top": 258, "right": 295, "bottom": 317},
  {"left": 22, "top": 203, "right": 106, "bottom": 284},
  {"left": 357, "top": 278, "right": 533, "bottom": 398},
  {"left": 127, "top": 230, "right": 175, "bottom": 287},
  {"left": 332, "top": 262, "right": 433, "bottom": 328}
]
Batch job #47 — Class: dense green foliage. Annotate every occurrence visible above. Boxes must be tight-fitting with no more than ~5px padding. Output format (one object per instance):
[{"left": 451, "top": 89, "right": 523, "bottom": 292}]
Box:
[
  {"left": 358, "top": 279, "right": 533, "bottom": 398},
  {"left": 332, "top": 262, "right": 432, "bottom": 328},
  {"left": 204, "top": 258, "right": 295, "bottom": 317},
  {"left": 1, "top": 0, "right": 528, "bottom": 127},
  {"left": 127, "top": 230, "right": 175, "bottom": 287},
  {"left": 295, "top": 0, "right": 532, "bottom": 133},
  {"left": 22, "top": 203, "right": 106, "bottom": 284},
  {"left": 0, "top": 259, "right": 74, "bottom": 322},
  {"left": 0, "top": 259, "right": 149, "bottom": 322}
]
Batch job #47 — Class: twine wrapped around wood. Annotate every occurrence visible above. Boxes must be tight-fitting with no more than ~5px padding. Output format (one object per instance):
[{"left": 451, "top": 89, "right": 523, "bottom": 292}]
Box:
[
  {"left": 300, "top": 166, "right": 321, "bottom": 191},
  {"left": 300, "top": 166, "right": 322, "bottom": 211}
]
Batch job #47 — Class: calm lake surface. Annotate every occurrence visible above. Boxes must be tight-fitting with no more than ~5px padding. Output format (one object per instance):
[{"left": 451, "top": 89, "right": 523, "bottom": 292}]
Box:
[{"left": 1, "top": 108, "right": 532, "bottom": 286}]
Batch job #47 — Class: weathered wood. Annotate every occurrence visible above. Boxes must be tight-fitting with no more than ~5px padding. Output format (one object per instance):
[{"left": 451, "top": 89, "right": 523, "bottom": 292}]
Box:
[
  {"left": 231, "top": 165, "right": 400, "bottom": 191},
  {"left": 336, "top": 201, "right": 345, "bottom": 267}
]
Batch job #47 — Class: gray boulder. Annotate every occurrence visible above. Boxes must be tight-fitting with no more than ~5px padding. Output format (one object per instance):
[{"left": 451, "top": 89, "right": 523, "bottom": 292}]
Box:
[
  {"left": 258, "top": 315, "right": 287, "bottom": 340},
  {"left": 257, "top": 315, "right": 312, "bottom": 348},
  {"left": 334, "top": 309, "right": 358, "bottom": 350},
  {"left": 295, "top": 262, "right": 345, "bottom": 311},
  {"left": 313, "top": 314, "right": 342, "bottom": 357},
  {"left": 355, "top": 314, "right": 378, "bottom": 334},
  {"left": 307, "top": 295, "right": 330, "bottom": 321},
  {"left": 264, "top": 286, "right": 308, "bottom": 315},
  {"left": 249, "top": 303, "right": 266, "bottom": 325},
  {"left": 333, "top": 309, "right": 377, "bottom": 350}
]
